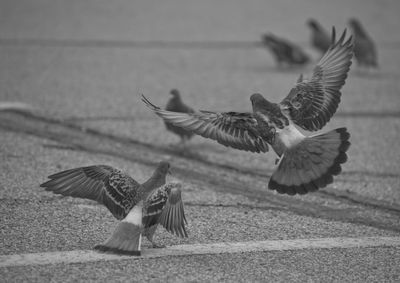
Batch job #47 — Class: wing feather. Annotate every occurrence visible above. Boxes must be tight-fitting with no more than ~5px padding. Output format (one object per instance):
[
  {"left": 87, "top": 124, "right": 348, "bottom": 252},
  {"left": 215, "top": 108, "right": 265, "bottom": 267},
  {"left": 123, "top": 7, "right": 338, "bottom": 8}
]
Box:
[
  {"left": 142, "top": 95, "right": 269, "bottom": 153},
  {"left": 143, "top": 183, "right": 188, "bottom": 238},
  {"left": 40, "top": 165, "right": 140, "bottom": 220},
  {"left": 280, "top": 27, "right": 353, "bottom": 131},
  {"left": 158, "top": 185, "right": 188, "bottom": 238}
]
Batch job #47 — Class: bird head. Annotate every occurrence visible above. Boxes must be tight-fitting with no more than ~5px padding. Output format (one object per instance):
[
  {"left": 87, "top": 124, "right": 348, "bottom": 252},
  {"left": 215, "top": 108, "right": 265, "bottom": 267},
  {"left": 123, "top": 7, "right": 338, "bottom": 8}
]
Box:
[
  {"left": 170, "top": 89, "right": 181, "bottom": 98},
  {"left": 250, "top": 93, "right": 274, "bottom": 112},
  {"left": 307, "top": 19, "right": 319, "bottom": 30},
  {"left": 262, "top": 33, "right": 275, "bottom": 44},
  {"left": 348, "top": 18, "right": 360, "bottom": 28},
  {"left": 157, "top": 161, "right": 172, "bottom": 175},
  {"left": 348, "top": 18, "right": 364, "bottom": 36}
]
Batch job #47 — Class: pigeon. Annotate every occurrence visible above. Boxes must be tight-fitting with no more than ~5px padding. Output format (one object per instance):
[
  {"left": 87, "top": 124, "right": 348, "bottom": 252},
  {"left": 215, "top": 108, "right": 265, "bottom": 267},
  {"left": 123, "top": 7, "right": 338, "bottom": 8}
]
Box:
[
  {"left": 164, "top": 89, "right": 195, "bottom": 144},
  {"left": 307, "top": 19, "right": 331, "bottom": 53},
  {"left": 348, "top": 18, "right": 378, "bottom": 68},
  {"left": 40, "top": 161, "right": 188, "bottom": 255},
  {"left": 262, "top": 33, "right": 310, "bottom": 67},
  {"left": 142, "top": 28, "right": 353, "bottom": 196}
]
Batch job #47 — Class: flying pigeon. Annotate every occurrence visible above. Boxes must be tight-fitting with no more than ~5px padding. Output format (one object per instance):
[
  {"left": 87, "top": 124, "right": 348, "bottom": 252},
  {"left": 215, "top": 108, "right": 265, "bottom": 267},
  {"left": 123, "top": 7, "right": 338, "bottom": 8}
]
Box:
[
  {"left": 164, "top": 89, "right": 195, "bottom": 144},
  {"left": 349, "top": 18, "right": 378, "bottom": 68},
  {"left": 262, "top": 33, "right": 310, "bottom": 67},
  {"left": 40, "top": 161, "right": 188, "bottom": 255},
  {"left": 142, "top": 28, "right": 353, "bottom": 196},
  {"left": 307, "top": 19, "right": 331, "bottom": 53}
]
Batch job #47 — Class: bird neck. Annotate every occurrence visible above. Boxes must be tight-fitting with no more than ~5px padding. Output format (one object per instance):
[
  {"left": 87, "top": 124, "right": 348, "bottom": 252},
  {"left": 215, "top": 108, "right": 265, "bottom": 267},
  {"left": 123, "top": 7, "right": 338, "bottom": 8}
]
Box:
[
  {"left": 252, "top": 98, "right": 275, "bottom": 113},
  {"left": 171, "top": 96, "right": 182, "bottom": 105},
  {"left": 141, "top": 172, "right": 166, "bottom": 194},
  {"left": 354, "top": 24, "right": 367, "bottom": 38}
]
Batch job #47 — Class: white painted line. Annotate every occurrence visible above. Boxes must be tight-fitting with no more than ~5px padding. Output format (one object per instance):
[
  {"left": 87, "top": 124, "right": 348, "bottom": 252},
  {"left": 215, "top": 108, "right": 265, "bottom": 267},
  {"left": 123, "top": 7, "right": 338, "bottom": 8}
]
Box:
[
  {"left": 1, "top": 236, "right": 399, "bottom": 268},
  {"left": 0, "top": 102, "right": 35, "bottom": 112}
]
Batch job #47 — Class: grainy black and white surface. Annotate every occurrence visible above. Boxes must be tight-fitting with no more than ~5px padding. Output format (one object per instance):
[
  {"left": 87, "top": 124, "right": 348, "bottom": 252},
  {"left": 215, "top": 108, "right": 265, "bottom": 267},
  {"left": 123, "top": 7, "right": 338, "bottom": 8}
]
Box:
[{"left": 1, "top": 0, "right": 400, "bottom": 282}]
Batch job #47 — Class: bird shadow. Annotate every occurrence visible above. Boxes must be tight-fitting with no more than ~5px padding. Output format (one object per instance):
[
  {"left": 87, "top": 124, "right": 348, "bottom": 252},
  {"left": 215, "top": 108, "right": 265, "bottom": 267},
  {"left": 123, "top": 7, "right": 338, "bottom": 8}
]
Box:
[{"left": 63, "top": 116, "right": 136, "bottom": 123}]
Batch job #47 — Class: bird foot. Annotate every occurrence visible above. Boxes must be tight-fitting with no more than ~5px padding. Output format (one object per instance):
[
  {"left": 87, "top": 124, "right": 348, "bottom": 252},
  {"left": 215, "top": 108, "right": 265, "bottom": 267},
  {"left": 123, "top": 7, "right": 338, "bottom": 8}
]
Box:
[{"left": 150, "top": 243, "right": 166, "bottom": 249}]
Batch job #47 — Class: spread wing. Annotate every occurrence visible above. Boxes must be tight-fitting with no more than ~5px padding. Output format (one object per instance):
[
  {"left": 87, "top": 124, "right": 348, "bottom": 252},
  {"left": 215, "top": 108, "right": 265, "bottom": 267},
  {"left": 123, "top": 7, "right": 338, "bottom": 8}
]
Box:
[
  {"left": 40, "top": 165, "right": 140, "bottom": 220},
  {"left": 143, "top": 183, "right": 188, "bottom": 238},
  {"left": 143, "top": 186, "right": 169, "bottom": 229},
  {"left": 142, "top": 95, "right": 269, "bottom": 153},
  {"left": 280, "top": 27, "right": 353, "bottom": 131}
]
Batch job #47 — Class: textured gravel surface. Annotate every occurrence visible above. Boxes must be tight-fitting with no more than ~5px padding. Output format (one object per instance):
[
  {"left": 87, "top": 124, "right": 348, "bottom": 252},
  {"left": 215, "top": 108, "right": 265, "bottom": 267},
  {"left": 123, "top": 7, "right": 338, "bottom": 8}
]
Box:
[
  {"left": 2, "top": 247, "right": 400, "bottom": 282},
  {"left": 1, "top": 0, "right": 400, "bottom": 282}
]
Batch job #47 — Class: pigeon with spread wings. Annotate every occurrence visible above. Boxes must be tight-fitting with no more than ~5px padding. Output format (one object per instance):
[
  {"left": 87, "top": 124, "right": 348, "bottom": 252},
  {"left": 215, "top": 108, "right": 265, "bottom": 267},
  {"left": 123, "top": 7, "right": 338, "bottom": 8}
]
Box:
[
  {"left": 40, "top": 161, "right": 188, "bottom": 255},
  {"left": 142, "top": 28, "right": 352, "bottom": 196}
]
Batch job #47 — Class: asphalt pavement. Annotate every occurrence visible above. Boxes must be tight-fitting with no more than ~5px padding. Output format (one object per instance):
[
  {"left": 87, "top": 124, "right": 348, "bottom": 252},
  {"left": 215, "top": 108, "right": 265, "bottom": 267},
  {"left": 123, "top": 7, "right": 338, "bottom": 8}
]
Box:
[{"left": 1, "top": 0, "right": 400, "bottom": 282}]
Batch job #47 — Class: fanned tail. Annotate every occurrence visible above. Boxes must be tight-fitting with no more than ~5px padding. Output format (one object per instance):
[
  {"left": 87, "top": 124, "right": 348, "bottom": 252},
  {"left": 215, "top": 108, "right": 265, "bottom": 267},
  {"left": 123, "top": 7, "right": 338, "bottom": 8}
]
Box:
[
  {"left": 94, "top": 222, "right": 142, "bottom": 256},
  {"left": 269, "top": 128, "right": 350, "bottom": 195},
  {"left": 95, "top": 202, "right": 143, "bottom": 256}
]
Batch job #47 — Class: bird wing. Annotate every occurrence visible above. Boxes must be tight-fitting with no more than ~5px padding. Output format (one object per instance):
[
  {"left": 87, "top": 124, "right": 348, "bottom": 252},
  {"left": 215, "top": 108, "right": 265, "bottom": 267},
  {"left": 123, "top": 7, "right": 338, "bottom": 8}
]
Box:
[
  {"left": 280, "top": 28, "right": 353, "bottom": 131},
  {"left": 40, "top": 165, "right": 140, "bottom": 220},
  {"left": 142, "top": 186, "right": 169, "bottom": 228},
  {"left": 142, "top": 95, "right": 269, "bottom": 153},
  {"left": 143, "top": 183, "right": 188, "bottom": 238},
  {"left": 159, "top": 184, "right": 188, "bottom": 238}
]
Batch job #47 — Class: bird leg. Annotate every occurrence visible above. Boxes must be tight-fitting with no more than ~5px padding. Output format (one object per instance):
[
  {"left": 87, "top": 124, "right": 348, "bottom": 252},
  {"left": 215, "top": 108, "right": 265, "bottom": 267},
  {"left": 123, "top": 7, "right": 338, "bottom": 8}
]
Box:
[
  {"left": 275, "top": 154, "right": 283, "bottom": 165},
  {"left": 145, "top": 228, "right": 166, "bottom": 248},
  {"left": 147, "top": 235, "right": 166, "bottom": 248}
]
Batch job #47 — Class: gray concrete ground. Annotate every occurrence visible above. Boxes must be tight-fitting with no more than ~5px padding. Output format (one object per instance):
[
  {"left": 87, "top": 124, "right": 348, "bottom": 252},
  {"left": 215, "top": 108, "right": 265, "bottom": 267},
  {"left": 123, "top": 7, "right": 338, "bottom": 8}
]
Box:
[{"left": 1, "top": 0, "right": 400, "bottom": 282}]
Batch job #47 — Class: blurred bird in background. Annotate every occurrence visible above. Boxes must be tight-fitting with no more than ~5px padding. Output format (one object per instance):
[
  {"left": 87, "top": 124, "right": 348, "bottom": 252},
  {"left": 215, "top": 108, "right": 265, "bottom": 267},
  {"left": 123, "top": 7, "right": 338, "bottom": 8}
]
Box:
[
  {"left": 40, "top": 161, "right": 188, "bottom": 255},
  {"left": 261, "top": 33, "right": 310, "bottom": 67},
  {"left": 349, "top": 18, "right": 378, "bottom": 68},
  {"left": 164, "top": 89, "right": 195, "bottom": 146},
  {"left": 307, "top": 19, "right": 331, "bottom": 54},
  {"left": 143, "top": 28, "right": 353, "bottom": 196}
]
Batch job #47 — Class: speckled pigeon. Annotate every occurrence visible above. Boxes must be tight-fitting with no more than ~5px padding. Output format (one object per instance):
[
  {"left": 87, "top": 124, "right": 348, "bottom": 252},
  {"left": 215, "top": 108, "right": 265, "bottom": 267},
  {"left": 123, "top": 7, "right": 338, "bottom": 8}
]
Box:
[
  {"left": 307, "top": 19, "right": 331, "bottom": 53},
  {"left": 164, "top": 89, "right": 195, "bottom": 144},
  {"left": 262, "top": 33, "right": 310, "bottom": 67},
  {"left": 142, "top": 28, "right": 353, "bottom": 196},
  {"left": 40, "top": 161, "right": 188, "bottom": 255},
  {"left": 349, "top": 18, "right": 378, "bottom": 68}
]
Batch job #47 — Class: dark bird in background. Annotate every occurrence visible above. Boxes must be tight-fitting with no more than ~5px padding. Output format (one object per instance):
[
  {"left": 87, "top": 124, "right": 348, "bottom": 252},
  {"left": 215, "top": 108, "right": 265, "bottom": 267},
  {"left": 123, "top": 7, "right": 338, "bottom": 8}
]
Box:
[
  {"left": 307, "top": 19, "right": 331, "bottom": 53},
  {"left": 164, "top": 89, "right": 195, "bottom": 145},
  {"left": 348, "top": 18, "right": 378, "bottom": 68},
  {"left": 143, "top": 28, "right": 353, "bottom": 196},
  {"left": 40, "top": 161, "right": 188, "bottom": 255},
  {"left": 261, "top": 33, "right": 310, "bottom": 67}
]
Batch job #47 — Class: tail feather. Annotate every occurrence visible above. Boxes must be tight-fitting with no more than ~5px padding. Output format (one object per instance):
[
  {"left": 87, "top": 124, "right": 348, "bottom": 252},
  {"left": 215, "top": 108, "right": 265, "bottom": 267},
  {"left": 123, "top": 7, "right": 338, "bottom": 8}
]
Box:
[
  {"left": 269, "top": 127, "right": 350, "bottom": 195},
  {"left": 94, "top": 222, "right": 142, "bottom": 256}
]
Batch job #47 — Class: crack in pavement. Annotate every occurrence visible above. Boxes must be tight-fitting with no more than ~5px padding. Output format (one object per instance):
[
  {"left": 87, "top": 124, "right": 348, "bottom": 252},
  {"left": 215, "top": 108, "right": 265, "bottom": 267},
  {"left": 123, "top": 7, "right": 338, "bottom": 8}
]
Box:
[{"left": 1, "top": 110, "right": 400, "bottom": 233}]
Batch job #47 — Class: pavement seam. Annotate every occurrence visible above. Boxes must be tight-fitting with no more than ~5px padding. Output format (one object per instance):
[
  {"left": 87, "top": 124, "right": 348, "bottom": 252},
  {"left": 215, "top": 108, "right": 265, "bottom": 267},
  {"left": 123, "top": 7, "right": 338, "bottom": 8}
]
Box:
[{"left": 1, "top": 236, "right": 399, "bottom": 268}]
